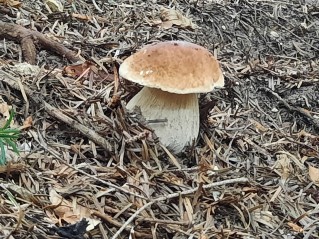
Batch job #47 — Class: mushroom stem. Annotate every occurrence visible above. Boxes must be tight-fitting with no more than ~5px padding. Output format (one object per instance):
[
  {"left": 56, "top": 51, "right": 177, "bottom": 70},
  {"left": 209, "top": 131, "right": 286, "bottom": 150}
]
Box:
[{"left": 126, "top": 87, "right": 199, "bottom": 153}]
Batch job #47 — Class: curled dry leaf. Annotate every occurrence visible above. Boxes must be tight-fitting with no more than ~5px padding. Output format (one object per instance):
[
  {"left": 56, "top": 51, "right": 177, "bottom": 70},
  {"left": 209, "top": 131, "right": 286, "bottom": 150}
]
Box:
[
  {"left": 20, "top": 116, "right": 33, "bottom": 130},
  {"left": 308, "top": 165, "right": 319, "bottom": 187},
  {"left": 252, "top": 210, "right": 278, "bottom": 229},
  {"left": 287, "top": 222, "right": 303, "bottom": 232},
  {"left": 0, "top": 102, "right": 13, "bottom": 127},
  {"left": 0, "top": 102, "right": 11, "bottom": 120},
  {"left": 159, "top": 7, "right": 197, "bottom": 29},
  {"left": 62, "top": 61, "right": 113, "bottom": 82},
  {"left": 44, "top": 0, "right": 63, "bottom": 12},
  {"left": 0, "top": 0, "right": 21, "bottom": 8},
  {"left": 48, "top": 189, "right": 100, "bottom": 230},
  {"left": 274, "top": 154, "right": 292, "bottom": 183},
  {"left": 248, "top": 119, "right": 269, "bottom": 133},
  {"left": 296, "top": 129, "right": 318, "bottom": 139},
  {"left": 63, "top": 61, "right": 93, "bottom": 78}
]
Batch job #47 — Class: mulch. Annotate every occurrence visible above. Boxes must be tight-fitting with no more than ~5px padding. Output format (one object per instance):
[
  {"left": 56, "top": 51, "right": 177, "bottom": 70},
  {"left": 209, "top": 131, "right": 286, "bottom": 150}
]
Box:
[{"left": 0, "top": 0, "right": 319, "bottom": 238}]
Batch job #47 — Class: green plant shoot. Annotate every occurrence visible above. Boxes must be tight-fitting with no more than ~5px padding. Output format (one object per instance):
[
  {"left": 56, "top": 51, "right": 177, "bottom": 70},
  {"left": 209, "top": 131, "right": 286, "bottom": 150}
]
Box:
[{"left": 0, "top": 110, "right": 20, "bottom": 165}]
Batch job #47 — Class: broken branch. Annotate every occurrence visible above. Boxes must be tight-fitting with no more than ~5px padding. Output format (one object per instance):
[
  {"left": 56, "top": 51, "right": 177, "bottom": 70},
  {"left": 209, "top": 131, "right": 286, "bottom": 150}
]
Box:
[{"left": 0, "top": 21, "right": 81, "bottom": 64}]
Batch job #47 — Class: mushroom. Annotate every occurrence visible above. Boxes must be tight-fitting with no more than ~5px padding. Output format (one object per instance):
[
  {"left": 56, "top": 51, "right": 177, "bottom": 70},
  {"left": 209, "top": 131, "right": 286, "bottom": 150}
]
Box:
[{"left": 119, "top": 41, "right": 224, "bottom": 153}]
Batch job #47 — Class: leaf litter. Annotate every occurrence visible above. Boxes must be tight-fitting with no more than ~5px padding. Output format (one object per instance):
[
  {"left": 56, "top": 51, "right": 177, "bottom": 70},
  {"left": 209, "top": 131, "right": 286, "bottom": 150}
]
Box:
[{"left": 0, "top": 0, "right": 319, "bottom": 238}]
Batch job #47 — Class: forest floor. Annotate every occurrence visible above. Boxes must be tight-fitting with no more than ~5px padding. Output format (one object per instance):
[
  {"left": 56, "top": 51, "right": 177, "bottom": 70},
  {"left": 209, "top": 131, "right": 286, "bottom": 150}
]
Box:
[{"left": 0, "top": 0, "right": 319, "bottom": 238}]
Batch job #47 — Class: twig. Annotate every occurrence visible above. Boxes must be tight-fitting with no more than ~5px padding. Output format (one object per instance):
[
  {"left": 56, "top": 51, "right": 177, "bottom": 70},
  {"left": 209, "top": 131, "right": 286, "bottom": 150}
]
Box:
[
  {"left": 156, "top": 177, "right": 249, "bottom": 201},
  {"left": 260, "top": 87, "right": 319, "bottom": 130},
  {"left": 0, "top": 21, "right": 81, "bottom": 64},
  {"left": 111, "top": 177, "right": 249, "bottom": 239},
  {"left": 43, "top": 102, "right": 113, "bottom": 152},
  {"left": 92, "top": 210, "right": 153, "bottom": 238},
  {"left": 0, "top": 70, "right": 112, "bottom": 152},
  {"left": 111, "top": 201, "right": 154, "bottom": 239},
  {"left": 136, "top": 217, "right": 190, "bottom": 225}
]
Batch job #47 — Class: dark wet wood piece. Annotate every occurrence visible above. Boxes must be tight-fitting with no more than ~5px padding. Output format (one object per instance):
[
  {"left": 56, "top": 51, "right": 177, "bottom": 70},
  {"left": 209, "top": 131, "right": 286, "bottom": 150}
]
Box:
[{"left": 0, "top": 21, "right": 80, "bottom": 64}]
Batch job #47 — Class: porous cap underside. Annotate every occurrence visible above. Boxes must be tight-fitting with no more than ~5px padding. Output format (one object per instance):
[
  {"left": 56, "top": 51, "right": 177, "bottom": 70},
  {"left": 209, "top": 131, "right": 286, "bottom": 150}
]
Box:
[{"left": 119, "top": 41, "right": 224, "bottom": 94}]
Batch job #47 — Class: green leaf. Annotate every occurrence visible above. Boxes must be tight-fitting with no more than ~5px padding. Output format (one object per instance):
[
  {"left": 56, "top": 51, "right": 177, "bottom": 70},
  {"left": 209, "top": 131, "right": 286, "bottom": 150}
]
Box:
[
  {"left": 0, "top": 141, "right": 5, "bottom": 165},
  {"left": 3, "top": 138, "right": 20, "bottom": 155},
  {"left": 0, "top": 109, "right": 21, "bottom": 165},
  {"left": 0, "top": 128, "right": 20, "bottom": 134}
]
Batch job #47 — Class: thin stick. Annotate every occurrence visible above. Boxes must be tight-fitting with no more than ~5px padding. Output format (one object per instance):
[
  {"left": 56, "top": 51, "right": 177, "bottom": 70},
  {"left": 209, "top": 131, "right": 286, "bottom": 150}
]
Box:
[
  {"left": 111, "top": 177, "right": 249, "bottom": 239},
  {"left": 260, "top": 87, "right": 319, "bottom": 130},
  {"left": 0, "top": 22, "right": 80, "bottom": 64},
  {"left": 111, "top": 201, "right": 154, "bottom": 239},
  {"left": 44, "top": 102, "right": 113, "bottom": 152},
  {"left": 156, "top": 177, "right": 249, "bottom": 201},
  {"left": 92, "top": 210, "right": 153, "bottom": 238},
  {"left": 0, "top": 71, "right": 112, "bottom": 152},
  {"left": 136, "top": 217, "right": 190, "bottom": 225}
]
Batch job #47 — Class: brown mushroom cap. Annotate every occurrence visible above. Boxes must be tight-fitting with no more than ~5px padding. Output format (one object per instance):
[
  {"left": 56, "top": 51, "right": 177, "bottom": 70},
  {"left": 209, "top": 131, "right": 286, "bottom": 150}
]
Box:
[{"left": 119, "top": 41, "right": 224, "bottom": 94}]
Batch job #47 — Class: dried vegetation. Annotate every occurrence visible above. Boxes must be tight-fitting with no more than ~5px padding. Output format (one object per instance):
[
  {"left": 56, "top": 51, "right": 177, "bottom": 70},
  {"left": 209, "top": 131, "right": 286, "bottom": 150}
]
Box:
[{"left": 0, "top": 0, "right": 319, "bottom": 238}]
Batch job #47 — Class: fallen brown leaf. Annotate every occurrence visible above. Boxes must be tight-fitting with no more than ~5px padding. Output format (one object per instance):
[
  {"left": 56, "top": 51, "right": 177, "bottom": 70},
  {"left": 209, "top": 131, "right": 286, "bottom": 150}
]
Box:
[
  {"left": 287, "top": 222, "right": 303, "bottom": 233},
  {"left": 274, "top": 154, "right": 292, "bottom": 183},
  {"left": 159, "top": 7, "right": 197, "bottom": 29},
  {"left": 0, "top": 0, "right": 21, "bottom": 8},
  {"left": 72, "top": 13, "right": 93, "bottom": 21},
  {"left": 48, "top": 189, "right": 100, "bottom": 230},
  {"left": 0, "top": 102, "right": 11, "bottom": 120},
  {"left": 20, "top": 116, "right": 32, "bottom": 130},
  {"left": 249, "top": 119, "right": 269, "bottom": 133},
  {"left": 0, "top": 102, "right": 14, "bottom": 127},
  {"left": 308, "top": 165, "right": 319, "bottom": 187},
  {"left": 62, "top": 61, "right": 113, "bottom": 82},
  {"left": 44, "top": 0, "right": 63, "bottom": 12}
]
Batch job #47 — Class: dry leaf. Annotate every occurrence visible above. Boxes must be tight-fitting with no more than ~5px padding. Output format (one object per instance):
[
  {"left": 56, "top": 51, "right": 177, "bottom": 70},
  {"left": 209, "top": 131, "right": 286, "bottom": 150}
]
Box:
[
  {"left": 1, "top": 182, "right": 40, "bottom": 205},
  {"left": 44, "top": 0, "right": 63, "bottom": 12},
  {"left": 0, "top": 0, "right": 21, "bottom": 8},
  {"left": 308, "top": 165, "right": 319, "bottom": 187},
  {"left": 48, "top": 189, "right": 100, "bottom": 230},
  {"left": 296, "top": 129, "right": 318, "bottom": 139},
  {"left": 183, "top": 197, "right": 193, "bottom": 222},
  {"left": 0, "top": 102, "right": 13, "bottom": 127},
  {"left": 62, "top": 61, "right": 113, "bottom": 82},
  {"left": 0, "top": 102, "right": 11, "bottom": 120},
  {"left": 72, "top": 13, "right": 93, "bottom": 21},
  {"left": 159, "top": 7, "right": 197, "bottom": 29},
  {"left": 253, "top": 210, "right": 277, "bottom": 229},
  {"left": 236, "top": 138, "right": 248, "bottom": 151},
  {"left": 273, "top": 154, "right": 292, "bottom": 183},
  {"left": 20, "top": 116, "right": 32, "bottom": 130},
  {"left": 63, "top": 61, "right": 94, "bottom": 78},
  {"left": 249, "top": 119, "right": 268, "bottom": 133},
  {"left": 287, "top": 222, "right": 303, "bottom": 232}
]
